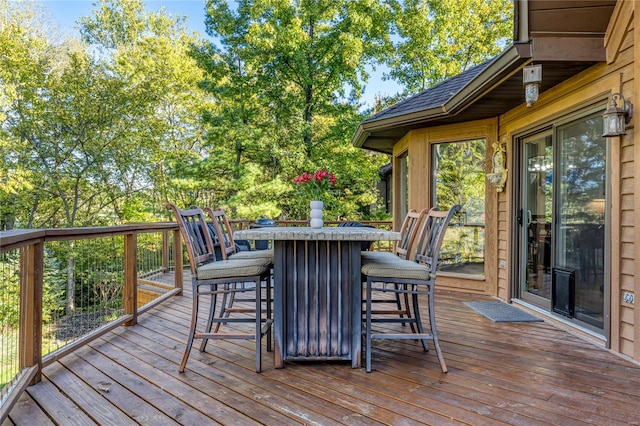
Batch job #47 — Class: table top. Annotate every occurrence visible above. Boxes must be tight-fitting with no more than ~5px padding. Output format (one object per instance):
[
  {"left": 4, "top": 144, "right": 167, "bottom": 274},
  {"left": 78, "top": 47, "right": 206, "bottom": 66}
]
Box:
[{"left": 235, "top": 226, "right": 400, "bottom": 241}]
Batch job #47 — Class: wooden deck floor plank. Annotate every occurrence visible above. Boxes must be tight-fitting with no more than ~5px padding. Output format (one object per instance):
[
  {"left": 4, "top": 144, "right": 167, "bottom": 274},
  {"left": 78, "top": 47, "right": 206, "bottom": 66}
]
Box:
[
  {"left": 159, "top": 306, "right": 495, "bottom": 423},
  {"left": 21, "top": 376, "right": 96, "bottom": 425},
  {"left": 309, "top": 362, "right": 542, "bottom": 426},
  {"left": 105, "top": 322, "right": 353, "bottom": 426},
  {"left": 404, "top": 350, "right": 628, "bottom": 426},
  {"left": 136, "top": 310, "right": 390, "bottom": 425},
  {"left": 337, "top": 353, "right": 566, "bottom": 426},
  {"left": 440, "top": 318, "right": 639, "bottom": 380},
  {"left": 9, "top": 277, "right": 640, "bottom": 426},
  {"left": 40, "top": 362, "right": 137, "bottom": 425},
  {"left": 5, "top": 391, "right": 54, "bottom": 425},
  {"left": 367, "top": 312, "right": 634, "bottom": 425},
  {"left": 143, "top": 304, "right": 477, "bottom": 426},
  {"left": 151, "top": 287, "right": 640, "bottom": 425},
  {"left": 169, "top": 310, "right": 554, "bottom": 426},
  {"left": 86, "top": 335, "right": 266, "bottom": 426},
  {"left": 435, "top": 306, "right": 640, "bottom": 382},
  {"left": 440, "top": 331, "right": 640, "bottom": 382},
  {"left": 438, "top": 299, "right": 615, "bottom": 359},
  {"left": 269, "top": 361, "right": 511, "bottom": 426},
  {"left": 67, "top": 345, "right": 215, "bottom": 425},
  {"left": 166, "top": 286, "right": 640, "bottom": 424},
  {"left": 447, "top": 349, "right": 637, "bottom": 421},
  {"left": 441, "top": 339, "right": 640, "bottom": 420},
  {"left": 376, "top": 322, "right": 629, "bottom": 423},
  {"left": 441, "top": 325, "right": 640, "bottom": 399},
  {"left": 188, "top": 344, "right": 463, "bottom": 426}
]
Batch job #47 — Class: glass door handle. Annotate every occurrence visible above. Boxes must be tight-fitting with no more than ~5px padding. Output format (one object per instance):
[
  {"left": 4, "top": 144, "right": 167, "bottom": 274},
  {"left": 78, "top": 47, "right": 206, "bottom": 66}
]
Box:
[{"left": 527, "top": 210, "right": 532, "bottom": 226}]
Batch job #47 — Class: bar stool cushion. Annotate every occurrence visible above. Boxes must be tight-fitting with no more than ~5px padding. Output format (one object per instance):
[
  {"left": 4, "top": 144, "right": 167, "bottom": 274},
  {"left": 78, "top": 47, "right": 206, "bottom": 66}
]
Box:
[
  {"left": 230, "top": 249, "right": 274, "bottom": 261},
  {"left": 197, "top": 258, "right": 271, "bottom": 280},
  {"left": 360, "top": 251, "right": 398, "bottom": 262},
  {"left": 361, "top": 257, "right": 433, "bottom": 281}
]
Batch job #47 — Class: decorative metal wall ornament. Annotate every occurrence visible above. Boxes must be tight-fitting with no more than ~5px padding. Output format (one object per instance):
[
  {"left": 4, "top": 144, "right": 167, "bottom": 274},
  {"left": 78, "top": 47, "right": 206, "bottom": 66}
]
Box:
[{"left": 488, "top": 139, "right": 508, "bottom": 192}]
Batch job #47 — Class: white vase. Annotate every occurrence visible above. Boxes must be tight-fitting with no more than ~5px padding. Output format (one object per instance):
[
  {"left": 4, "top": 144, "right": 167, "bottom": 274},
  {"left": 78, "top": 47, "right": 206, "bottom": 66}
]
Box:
[{"left": 309, "top": 200, "right": 324, "bottom": 228}]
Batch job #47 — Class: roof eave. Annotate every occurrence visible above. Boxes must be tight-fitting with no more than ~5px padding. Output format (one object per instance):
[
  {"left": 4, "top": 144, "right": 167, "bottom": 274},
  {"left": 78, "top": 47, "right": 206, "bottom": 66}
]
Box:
[
  {"left": 353, "top": 43, "right": 531, "bottom": 151},
  {"left": 443, "top": 44, "right": 531, "bottom": 114}
]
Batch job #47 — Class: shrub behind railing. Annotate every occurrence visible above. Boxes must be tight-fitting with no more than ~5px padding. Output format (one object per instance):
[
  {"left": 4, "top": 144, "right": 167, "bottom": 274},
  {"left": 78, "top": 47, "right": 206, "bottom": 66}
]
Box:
[{"left": 0, "top": 249, "right": 20, "bottom": 398}]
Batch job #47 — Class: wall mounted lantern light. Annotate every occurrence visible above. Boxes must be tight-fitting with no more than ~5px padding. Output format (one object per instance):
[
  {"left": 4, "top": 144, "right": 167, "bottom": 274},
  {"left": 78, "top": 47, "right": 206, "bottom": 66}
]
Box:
[
  {"left": 523, "top": 64, "right": 542, "bottom": 107},
  {"left": 602, "top": 93, "right": 633, "bottom": 137}
]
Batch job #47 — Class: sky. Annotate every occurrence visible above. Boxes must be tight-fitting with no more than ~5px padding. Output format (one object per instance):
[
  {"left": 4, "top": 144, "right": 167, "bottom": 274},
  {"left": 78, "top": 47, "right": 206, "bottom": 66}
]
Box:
[
  {"left": 39, "top": 0, "right": 401, "bottom": 107},
  {"left": 42, "top": 1, "right": 209, "bottom": 36}
]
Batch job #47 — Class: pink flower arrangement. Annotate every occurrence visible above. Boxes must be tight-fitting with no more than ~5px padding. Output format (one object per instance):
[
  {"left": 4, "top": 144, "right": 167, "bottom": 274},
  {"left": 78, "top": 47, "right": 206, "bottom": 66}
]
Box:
[{"left": 294, "top": 169, "right": 337, "bottom": 201}]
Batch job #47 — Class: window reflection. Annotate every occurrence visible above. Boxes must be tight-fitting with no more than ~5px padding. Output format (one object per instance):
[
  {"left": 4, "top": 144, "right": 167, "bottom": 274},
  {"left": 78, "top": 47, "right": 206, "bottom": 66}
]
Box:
[
  {"left": 556, "top": 114, "right": 606, "bottom": 328},
  {"left": 432, "top": 139, "right": 486, "bottom": 276}
]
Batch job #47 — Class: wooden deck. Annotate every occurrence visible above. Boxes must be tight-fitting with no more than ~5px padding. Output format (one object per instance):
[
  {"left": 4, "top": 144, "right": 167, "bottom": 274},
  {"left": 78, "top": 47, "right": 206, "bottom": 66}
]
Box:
[{"left": 5, "top": 278, "right": 640, "bottom": 425}]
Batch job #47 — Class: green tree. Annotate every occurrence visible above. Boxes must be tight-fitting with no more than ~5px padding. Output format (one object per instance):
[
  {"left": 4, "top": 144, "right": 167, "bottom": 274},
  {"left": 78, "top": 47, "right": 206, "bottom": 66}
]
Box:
[
  {"left": 196, "top": 0, "right": 392, "bottom": 220},
  {"left": 80, "top": 0, "right": 212, "bottom": 221},
  {"left": 0, "top": 0, "right": 212, "bottom": 228},
  {"left": 204, "top": 0, "right": 393, "bottom": 156},
  {"left": 387, "top": 0, "right": 513, "bottom": 94}
]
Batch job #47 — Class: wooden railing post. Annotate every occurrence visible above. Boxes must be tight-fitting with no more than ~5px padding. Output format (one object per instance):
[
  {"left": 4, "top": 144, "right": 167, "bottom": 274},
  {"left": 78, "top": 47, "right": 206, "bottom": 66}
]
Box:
[
  {"left": 161, "top": 230, "right": 170, "bottom": 273},
  {"left": 173, "top": 229, "right": 183, "bottom": 295},
  {"left": 123, "top": 233, "right": 137, "bottom": 326},
  {"left": 19, "top": 241, "right": 43, "bottom": 385}
]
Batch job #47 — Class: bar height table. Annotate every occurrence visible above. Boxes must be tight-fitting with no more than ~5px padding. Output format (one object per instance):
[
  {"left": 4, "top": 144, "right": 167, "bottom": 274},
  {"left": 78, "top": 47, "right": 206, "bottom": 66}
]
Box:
[{"left": 234, "top": 226, "right": 400, "bottom": 368}]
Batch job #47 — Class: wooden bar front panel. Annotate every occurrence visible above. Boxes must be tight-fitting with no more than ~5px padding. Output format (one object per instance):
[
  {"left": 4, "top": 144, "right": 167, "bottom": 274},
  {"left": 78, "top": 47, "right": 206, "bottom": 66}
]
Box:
[{"left": 273, "top": 240, "right": 361, "bottom": 367}]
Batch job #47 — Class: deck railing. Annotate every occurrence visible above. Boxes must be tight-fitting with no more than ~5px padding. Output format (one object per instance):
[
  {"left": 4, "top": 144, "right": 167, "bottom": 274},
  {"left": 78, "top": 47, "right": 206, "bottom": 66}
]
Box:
[
  {"left": 0, "top": 219, "right": 392, "bottom": 421},
  {"left": 0, "top": 223, "right": 183, "bottom": 420}
]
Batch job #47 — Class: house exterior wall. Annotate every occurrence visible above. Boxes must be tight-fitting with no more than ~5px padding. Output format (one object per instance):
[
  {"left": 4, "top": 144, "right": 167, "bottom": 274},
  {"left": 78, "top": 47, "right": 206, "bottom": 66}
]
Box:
[
  {"left": 507, "top": 1, "right": 634, "bottom": 361},
  {"left": 499, "top": 2, "right": 636, "bottom": 361},
  {"left": 633, "top": 0, "right": 640, "bottom": 366},
  {"left": 390, "top": 1, "right": 639, "bottom": 363}
]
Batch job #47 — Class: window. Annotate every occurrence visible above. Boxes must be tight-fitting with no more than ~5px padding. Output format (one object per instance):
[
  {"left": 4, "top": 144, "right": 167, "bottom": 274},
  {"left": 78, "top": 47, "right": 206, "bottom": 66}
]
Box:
[{"left": 432, "top": 139, "right": 486, "bottom": 276}]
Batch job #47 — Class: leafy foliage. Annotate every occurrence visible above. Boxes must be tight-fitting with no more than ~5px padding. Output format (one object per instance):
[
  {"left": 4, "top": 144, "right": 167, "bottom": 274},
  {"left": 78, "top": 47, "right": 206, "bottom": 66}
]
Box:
[
  {"left": 0, "top": 250, "right": 65, "bottom": 328},
  {"left": 385, "top": 0, "right": 513, "bottom": 94},
  {"left": 193, "top": 0, "right": 393, "bottom": 220},
  {"left": 0, "top": 0, "right": 512, "bottom": 228}
]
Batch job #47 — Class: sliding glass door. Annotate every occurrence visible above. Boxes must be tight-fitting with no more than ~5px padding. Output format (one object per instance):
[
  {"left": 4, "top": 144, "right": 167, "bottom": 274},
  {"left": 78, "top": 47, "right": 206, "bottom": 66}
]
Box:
[{"left": 517, "top": 111, "right": 607, "bottom": 332}]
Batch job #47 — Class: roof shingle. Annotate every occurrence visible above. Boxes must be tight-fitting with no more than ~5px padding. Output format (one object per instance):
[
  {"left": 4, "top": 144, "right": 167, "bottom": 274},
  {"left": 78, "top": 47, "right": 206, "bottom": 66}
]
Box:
[{"left": 364, "top": 59, "right": 494, "bottom": 124}]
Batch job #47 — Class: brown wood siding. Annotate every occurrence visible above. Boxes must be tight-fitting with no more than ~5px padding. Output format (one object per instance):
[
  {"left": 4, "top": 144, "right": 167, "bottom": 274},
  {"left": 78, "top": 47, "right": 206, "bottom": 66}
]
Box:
[
  {"left": 497, "top": 13, "right": 636, "bottom": 361},
  {"left": 621, "top": 258, "right": 635, "bottom": 276},
  {"left": 408, "top": 129, "right": 430, "bottom": 211},
  {"left": 621, "top": 336, "right": 635, "bottom": 356},
  {"left": 622, "top": 305, "right": 635, "bottom": 341},
  {"left": 634, "top": 0, "right": 640, "bottom": 363},
  {"left": 618, "top": 18, "right": 636, "bottom": 361},
  {"left": 528, "top": 1, "right": 616, "bottom": 37},
  {"left": 391, "top": 134, "right": 409, "bottom": 231},
  {"left": 497, "top": 195, "right": 509, "bottom": 300},
  {"left": 621, "top": 321, "right": 635, "bottom": 341}
]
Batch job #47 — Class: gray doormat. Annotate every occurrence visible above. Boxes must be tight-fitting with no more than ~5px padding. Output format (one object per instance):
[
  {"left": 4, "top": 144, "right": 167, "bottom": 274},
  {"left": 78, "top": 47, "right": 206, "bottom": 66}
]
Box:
[{"left": 463, "top": 301, "right": 543, "bottom": 322}]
